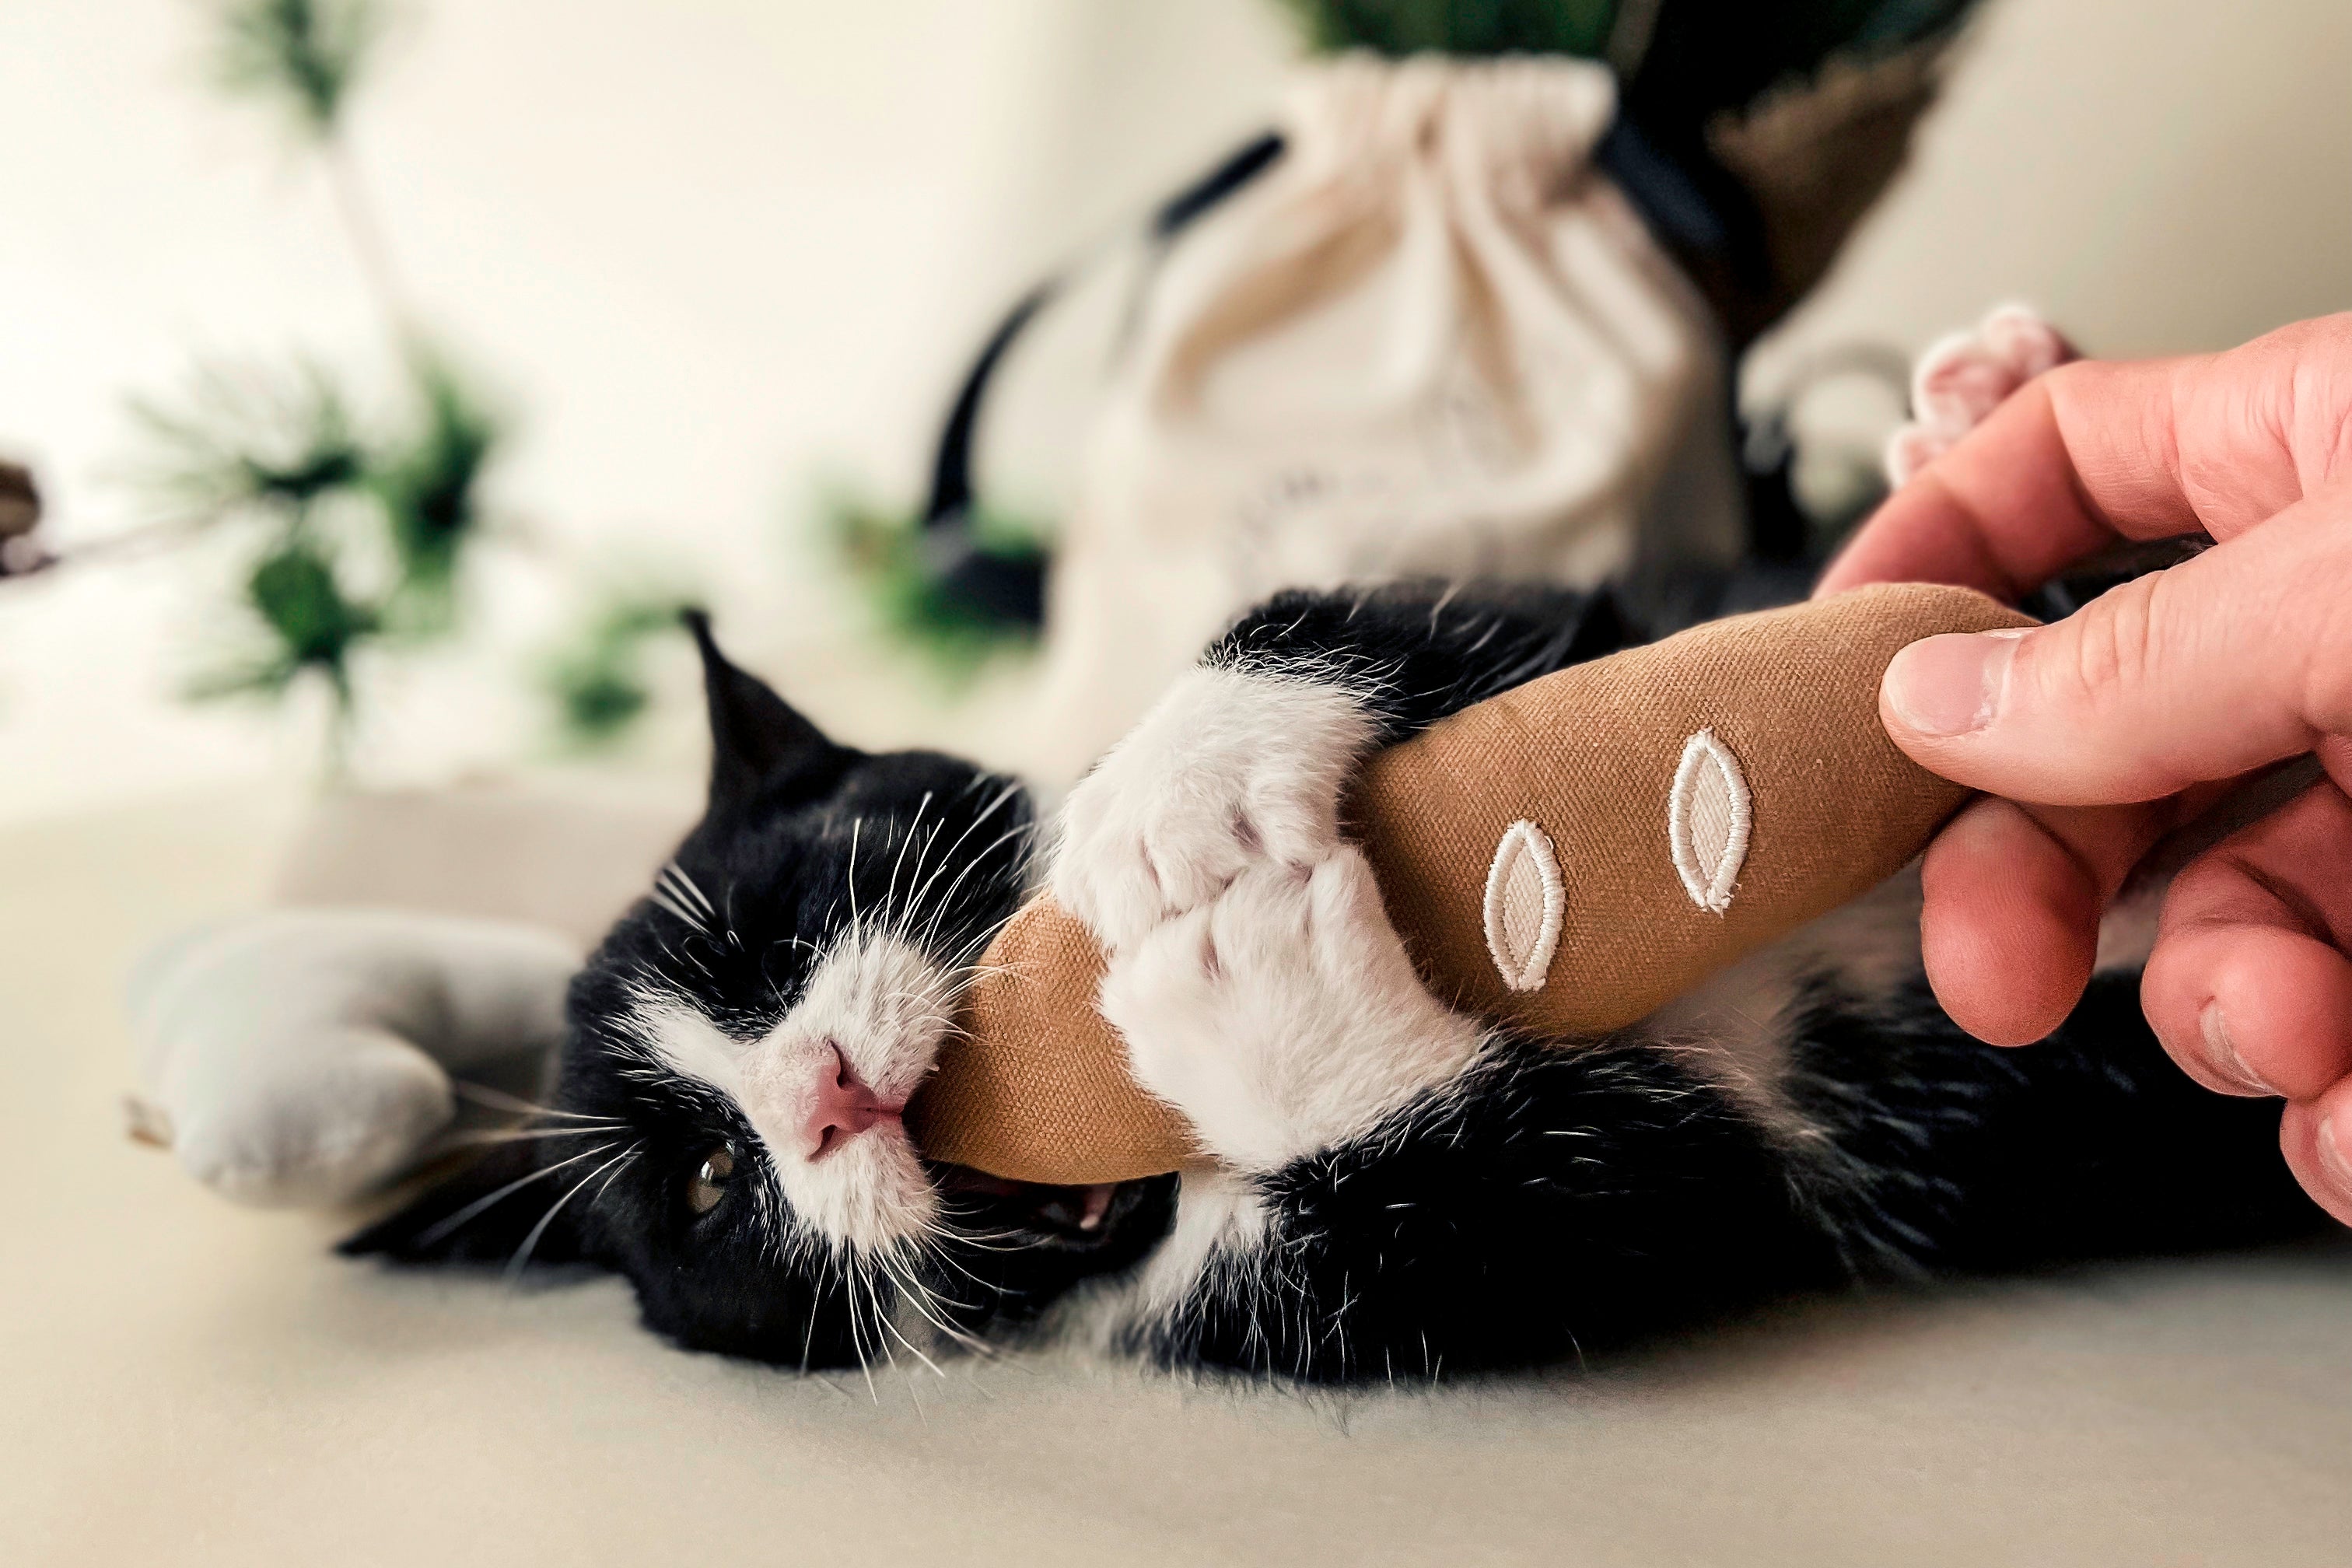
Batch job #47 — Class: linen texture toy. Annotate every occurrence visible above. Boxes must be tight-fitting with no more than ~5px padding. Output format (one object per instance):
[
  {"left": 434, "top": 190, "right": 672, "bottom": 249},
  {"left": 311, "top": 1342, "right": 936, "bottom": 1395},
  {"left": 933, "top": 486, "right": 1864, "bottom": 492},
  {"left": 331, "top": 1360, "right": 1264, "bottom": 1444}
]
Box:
[{"left": 908, "top": 583, "right": 2034, "bottom": 1184}]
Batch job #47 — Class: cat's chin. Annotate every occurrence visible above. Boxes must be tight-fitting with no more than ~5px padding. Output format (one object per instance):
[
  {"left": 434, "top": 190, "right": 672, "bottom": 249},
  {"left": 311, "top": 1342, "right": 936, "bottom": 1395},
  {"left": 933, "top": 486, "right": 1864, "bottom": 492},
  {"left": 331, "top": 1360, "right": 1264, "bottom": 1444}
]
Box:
[{"left": 931, "top": 1164, "right": 1157, "bottom": 1252}]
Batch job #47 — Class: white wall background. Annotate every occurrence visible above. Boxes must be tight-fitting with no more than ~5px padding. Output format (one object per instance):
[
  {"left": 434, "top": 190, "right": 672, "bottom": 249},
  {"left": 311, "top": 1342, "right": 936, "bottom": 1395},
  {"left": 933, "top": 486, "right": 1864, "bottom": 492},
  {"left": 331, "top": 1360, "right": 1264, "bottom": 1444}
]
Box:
[{"left": 1, "top": 0, "right": 2347, "bottom": 823}]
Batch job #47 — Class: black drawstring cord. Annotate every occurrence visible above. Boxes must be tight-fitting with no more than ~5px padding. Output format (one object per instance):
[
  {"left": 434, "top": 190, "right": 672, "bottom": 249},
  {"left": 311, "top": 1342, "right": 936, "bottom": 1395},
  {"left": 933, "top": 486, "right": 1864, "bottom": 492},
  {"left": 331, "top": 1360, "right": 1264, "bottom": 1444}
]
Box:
[{"left": 911, "top": 132, "right": 1290, "bottom": 630}]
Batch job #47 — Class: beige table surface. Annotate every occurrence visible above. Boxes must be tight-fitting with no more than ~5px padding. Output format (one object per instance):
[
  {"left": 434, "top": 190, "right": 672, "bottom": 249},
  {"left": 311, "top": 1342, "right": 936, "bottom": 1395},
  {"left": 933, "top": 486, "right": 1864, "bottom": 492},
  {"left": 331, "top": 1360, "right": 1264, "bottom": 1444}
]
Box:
[{"left": 5, "top": 785, "right": 2350, "bottom": 1567}]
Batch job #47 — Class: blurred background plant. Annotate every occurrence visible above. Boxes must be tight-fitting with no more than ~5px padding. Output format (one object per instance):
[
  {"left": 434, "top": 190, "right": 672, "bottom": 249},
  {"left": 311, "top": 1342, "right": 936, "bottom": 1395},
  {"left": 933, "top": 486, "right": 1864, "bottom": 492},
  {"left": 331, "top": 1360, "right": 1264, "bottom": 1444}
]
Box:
[
  {"left": 827, "top": 489, "right": 1048, "bottom": 676},
  {"left": 1277, "top": 0, "right": 1620, "bottom": 56},
  {"left": 537, "top": 581, "right": 703, "bottom": 750},
  {"left": 3, "top": 0, "right": 691, "bottom": 761},
  {"left": 124, "top": 353, "right": 501, "bottom": 740}
]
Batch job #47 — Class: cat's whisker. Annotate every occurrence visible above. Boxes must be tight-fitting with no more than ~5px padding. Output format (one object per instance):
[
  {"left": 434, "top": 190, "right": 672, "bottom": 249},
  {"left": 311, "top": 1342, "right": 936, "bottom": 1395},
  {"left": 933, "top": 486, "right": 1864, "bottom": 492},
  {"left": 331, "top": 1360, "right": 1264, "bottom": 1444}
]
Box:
[
  {"left": 907, "top": 1241, "right": 999, "bottom": 1299},
  {"left": 873, "top": 1244, "right": 991, "bottom": 1355},
  {"left": 648, "top": 884, "right": 705, "bottom": 933},
  {"left": 505, "top": 1143, "right": 640, "bottom": 1283},
  {"left": 896, "top": 817, "right": 947, "bottom": 947},
  {"left": 649, "top": 929, "right": 709, "bottom": 985},
  {"left": 798, "top": 1278, "right": 826, "bottom": 1376},
  {"left": 433, "top": 1123, "right": 625, "bottom": 1149},
  {"left": 413, "top": 1140, "right": 618, "bottom": 1250},
  {"left": 909, "top": 821, "right": 1036, "bottom": 954},
  {"left": 718, "top": 882, "right": 744, "bottom": 950},
  {"left": 880, "top": 1312, "right": 947, "bottom": 1383},
  {"left": 897, "top": 778, "right": 1024, "bottom": 934},
  {"left": 846, "top": 1259, "right": 881, "bottom": 1403},
  {"left": 856, "top": 1276, "right": 937, "bottom": 1416},
  {"left": 452, "top": 1082, "right": 606, "bottom": 1122},
  {"left": 866, "top": 1258, "right": 951, "bottom": 1376},
  {"left": 880, "top": 791, "right": 933, "bottom": 936},
  {"left": 663, "top": 862, "right": 717, "bottom": 920}
]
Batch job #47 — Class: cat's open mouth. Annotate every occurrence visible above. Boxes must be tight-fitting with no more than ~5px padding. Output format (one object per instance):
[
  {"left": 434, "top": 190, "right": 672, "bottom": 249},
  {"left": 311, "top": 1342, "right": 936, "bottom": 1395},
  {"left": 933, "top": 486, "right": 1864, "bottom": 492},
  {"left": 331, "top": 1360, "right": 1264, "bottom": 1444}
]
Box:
[{"left": 932, "top": 1164, "right": 1157, "bottom": 1251}]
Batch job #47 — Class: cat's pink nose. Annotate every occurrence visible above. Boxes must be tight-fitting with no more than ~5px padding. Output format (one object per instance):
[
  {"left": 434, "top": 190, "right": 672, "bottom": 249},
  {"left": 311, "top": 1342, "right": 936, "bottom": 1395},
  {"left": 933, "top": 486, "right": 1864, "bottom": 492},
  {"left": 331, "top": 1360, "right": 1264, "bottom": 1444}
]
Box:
[{"left": 803, "top": 1045, "right": 903, "bottom": 1161}]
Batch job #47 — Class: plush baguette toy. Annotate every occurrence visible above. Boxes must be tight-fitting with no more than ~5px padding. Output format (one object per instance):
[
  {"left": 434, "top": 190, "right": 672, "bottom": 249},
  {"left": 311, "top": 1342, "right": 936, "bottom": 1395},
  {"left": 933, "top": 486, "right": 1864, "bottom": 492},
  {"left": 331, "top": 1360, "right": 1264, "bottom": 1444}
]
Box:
[{"left": 907, "top": 583, "right": 2035, "bottom": 1185}]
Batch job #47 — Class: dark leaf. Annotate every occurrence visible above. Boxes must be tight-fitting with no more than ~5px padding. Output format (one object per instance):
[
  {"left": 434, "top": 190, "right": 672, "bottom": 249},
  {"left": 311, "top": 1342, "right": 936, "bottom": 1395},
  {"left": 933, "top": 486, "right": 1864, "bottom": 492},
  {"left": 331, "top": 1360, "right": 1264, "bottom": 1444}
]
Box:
[{"left": 214, "top": 0, "right": 385, "bottom": 137}]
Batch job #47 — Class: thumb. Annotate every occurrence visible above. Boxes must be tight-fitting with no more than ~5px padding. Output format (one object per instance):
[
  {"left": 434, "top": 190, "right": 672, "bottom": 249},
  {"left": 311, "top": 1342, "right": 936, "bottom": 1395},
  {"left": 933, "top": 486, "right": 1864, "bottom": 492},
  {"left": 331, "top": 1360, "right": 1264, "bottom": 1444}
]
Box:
[{"left": 1878, "top": 494, "right": 2352, "bottom": 805}]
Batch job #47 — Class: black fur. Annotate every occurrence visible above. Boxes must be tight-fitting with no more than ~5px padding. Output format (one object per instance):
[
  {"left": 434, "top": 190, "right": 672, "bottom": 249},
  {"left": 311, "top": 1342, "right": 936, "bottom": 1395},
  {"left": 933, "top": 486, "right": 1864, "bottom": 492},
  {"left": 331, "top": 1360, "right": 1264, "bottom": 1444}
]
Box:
[
  {"left": 1783, "top": 974, "right": 2315, "bottom": 1276},
  {"left": 1139, "top": 1036, "right": 1834, "bottom": 1381},
  {"left": 348, "top": 583, "right": 2324, "bottom": 1382}
]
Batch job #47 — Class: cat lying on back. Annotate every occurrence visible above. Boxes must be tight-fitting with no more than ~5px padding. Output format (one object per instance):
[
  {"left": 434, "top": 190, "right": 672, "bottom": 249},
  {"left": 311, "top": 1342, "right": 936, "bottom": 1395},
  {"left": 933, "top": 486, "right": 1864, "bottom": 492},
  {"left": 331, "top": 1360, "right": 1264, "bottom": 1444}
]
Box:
[{"left": 347, "top": 582, "right": 2319, "bottom": 1381}]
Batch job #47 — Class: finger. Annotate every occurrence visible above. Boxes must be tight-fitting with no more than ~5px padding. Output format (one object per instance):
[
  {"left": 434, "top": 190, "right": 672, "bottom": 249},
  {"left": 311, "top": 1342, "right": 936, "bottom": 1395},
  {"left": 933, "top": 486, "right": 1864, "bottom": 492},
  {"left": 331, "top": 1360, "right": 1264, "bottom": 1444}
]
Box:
[
  {"left": 1878, "top": 499, "right": 2352, "bottom": 806},
  {"left": 1818, "top": 312, "right": 2352, "bottom": 597},
  {"left": 1918, "top": 799, "right": 2101, "bottom": 1044},
  {"left": 1915, "top": 789, "right": 2223, "bottom": 1045},
  {"left": 2141, "top": 782, "right": 2352, "bottom": 1101},
  {"left": 2280, "top": 1089, "right": 2352, "bottom": 1229},
  {"left": 1824, "top": 374, "right": 2139, "bottom": 600}
]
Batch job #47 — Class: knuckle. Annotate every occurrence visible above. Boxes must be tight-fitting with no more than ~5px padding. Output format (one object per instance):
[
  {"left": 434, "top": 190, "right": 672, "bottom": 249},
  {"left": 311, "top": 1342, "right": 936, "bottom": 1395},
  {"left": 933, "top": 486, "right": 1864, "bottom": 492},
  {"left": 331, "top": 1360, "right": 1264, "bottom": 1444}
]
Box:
[{"left": 2051, "top": 576, "right": 2165, "bottom": 702}]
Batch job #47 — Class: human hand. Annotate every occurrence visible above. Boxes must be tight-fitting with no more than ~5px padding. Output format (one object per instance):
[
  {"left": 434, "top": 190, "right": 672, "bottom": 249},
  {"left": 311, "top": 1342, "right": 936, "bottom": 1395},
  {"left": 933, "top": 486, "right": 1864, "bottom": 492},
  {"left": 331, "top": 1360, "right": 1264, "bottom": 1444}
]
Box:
[{"left": 1817, "top": 313, "right": 2352, "bottom": 1223}]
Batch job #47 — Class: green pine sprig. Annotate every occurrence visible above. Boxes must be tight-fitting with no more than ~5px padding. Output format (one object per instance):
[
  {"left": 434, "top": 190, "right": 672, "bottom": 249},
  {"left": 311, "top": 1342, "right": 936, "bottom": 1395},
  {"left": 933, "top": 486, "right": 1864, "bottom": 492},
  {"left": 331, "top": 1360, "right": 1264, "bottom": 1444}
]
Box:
[
  {"left": 133, "top": 352, "right": 499, "bottom": 719},
  {"left": 128, "top": 362, "right": 363, "bottom": 516},
  {"left": 371, "top": 354, "right": 500, "bottom": 627},
  {"left": 1276, "top": 0, "right": 1618, "bottom": 58},
  {"left": 538, "top": 588, "right": 701, "bottom": 750},
  {"left": 826, "top": 490, "right": 1044, "bottom": 677},
  {"left": 191, "top": 534, "right": 380, "bottom": 706},
  {"left": 213, "top": 0, "right": 386, "bottom": 139}
]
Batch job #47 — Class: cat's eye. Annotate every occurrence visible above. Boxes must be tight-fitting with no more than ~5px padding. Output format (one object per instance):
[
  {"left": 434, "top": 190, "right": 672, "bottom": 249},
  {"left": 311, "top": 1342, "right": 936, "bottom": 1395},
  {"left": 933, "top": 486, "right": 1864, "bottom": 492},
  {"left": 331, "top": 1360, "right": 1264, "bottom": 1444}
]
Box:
[{"left": 686, "top": 1146, "right": 735, "bottom": 1216}]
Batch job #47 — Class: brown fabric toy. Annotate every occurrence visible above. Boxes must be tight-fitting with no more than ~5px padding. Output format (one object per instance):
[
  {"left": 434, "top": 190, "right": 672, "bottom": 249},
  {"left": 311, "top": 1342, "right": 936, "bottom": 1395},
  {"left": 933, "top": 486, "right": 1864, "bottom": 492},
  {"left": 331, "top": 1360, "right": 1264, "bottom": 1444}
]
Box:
[{"left": 908, "top": 584, "right": 2035, "bottom": 1185}]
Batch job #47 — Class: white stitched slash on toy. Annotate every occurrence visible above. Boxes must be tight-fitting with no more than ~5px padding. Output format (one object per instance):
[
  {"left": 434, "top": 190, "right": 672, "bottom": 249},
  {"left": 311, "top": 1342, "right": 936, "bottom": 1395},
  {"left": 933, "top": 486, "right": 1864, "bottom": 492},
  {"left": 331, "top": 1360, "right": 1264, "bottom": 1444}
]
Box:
[
  {"left": 1484, "top": 819, "right": 1565, "bottom": 992},
  {"left": 1669, "top": 729, "right": 1751, "bottom": 915}
]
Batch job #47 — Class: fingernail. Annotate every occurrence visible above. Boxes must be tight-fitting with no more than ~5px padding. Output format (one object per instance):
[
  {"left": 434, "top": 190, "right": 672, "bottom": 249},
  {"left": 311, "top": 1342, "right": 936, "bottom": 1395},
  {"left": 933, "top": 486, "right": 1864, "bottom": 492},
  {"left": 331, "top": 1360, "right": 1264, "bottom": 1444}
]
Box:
[
  {"left": 2318, "top": 1118, "right": 2352, "bottom": 1199},
  {"left": 2200, "top": 1002, "right": 2277, "bottom": 1096},
  {"left": 1884, "top": 629, "right": 2025, "bottom": 737}
]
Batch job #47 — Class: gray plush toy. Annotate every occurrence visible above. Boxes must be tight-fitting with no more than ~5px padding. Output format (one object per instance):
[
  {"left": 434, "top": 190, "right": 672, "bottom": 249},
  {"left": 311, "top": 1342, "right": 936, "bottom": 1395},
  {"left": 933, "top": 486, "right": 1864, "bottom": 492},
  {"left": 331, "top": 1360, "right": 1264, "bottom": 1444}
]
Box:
[{"left": 125, "top": 908, "right": 579, "bottom": 1207}]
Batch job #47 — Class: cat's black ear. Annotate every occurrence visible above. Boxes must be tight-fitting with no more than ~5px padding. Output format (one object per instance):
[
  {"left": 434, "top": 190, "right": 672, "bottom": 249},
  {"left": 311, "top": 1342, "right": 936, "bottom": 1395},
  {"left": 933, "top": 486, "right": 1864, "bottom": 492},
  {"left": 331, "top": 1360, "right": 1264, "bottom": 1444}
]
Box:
[
  {"left": 683, "top": 609, "right": 845, "bottom": 813},
  {"left": 338, "top": 1138, "right": 597, "bottom": 1269}
]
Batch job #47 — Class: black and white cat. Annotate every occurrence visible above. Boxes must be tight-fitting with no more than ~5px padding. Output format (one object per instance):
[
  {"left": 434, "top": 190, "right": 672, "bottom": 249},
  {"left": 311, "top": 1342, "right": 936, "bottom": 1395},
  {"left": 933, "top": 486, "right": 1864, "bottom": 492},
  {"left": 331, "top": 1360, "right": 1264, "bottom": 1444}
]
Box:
[{"left": 347, "top": 588, "right": 2320, "bottom": 1381}]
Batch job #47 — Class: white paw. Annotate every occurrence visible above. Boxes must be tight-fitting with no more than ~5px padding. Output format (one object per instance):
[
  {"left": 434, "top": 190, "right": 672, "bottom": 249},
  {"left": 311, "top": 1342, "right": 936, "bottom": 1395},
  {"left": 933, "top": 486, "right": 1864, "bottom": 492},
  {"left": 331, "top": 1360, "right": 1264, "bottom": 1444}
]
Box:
[
  {"left": 1051, "top": 666, "right": 1376, "bottom": 957},
  {"left": 1100, "top": 850, "right": 1484, "bottom": 1171},
  {"left": 1886, "top": 304, "right": 2076, "bottom": 487}
]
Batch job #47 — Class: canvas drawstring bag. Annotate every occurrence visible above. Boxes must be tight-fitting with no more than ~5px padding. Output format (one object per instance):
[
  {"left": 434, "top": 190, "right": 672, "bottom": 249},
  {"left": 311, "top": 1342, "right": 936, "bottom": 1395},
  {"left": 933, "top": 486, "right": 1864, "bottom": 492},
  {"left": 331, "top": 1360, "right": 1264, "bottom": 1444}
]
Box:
[{"left": 1013, "top": 55, "right": 1745, "bottom": 776}]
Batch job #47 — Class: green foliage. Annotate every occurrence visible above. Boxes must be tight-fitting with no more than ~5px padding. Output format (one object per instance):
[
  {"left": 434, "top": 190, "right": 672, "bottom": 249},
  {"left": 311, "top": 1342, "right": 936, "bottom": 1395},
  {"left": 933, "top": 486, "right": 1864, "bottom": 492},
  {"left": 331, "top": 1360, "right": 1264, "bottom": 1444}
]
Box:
[
  {"left": 1276, "top": 0, "right": 1619, "bottom": 57},
  {"left": 539, "top": 589, "right": 698, "bottom": 749},
  {"left": 371, "top": 355, "right": 499, "bottom": 622},
  {"left": 129, "top": 363, "right": 364, "bottom": 515},
  {"left": 827, "top": 492, "right": 1042, "bottom": 677},
  {"left": 1273, "top": 0, "right": 1984, "bottom": 137},
  {"left": 40, "top": 0, "right": 706, "bottom": 763},
  {"left": 214, "top": 0, "right": 385, "bottom": 137},
  {"left": 190, "top": 535, "right": 379, "bottom": 706},
  {"left": 133, "top": 351, "right": 498, "bottom": 718},
  {"left": 244, "top": 537, "right": 376, "bottom": 684}
]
